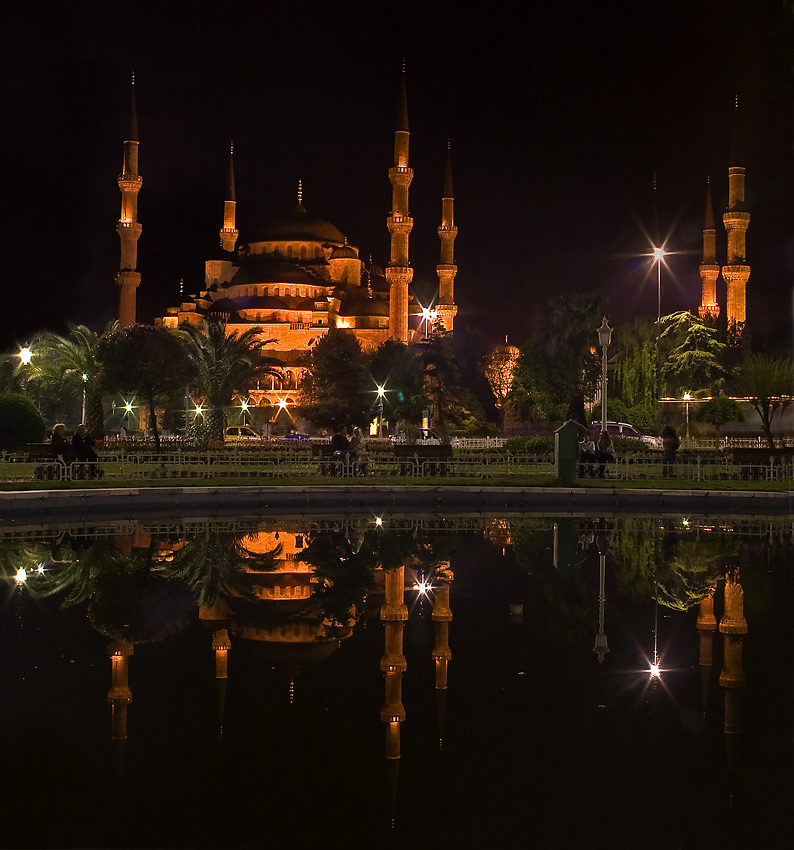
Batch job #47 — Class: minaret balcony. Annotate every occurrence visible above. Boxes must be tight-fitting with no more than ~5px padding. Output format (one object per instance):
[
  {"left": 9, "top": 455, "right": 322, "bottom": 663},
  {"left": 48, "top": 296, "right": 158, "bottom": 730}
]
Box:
[
  {"left": 722, "top": 264, "right": 750, "bottom": 277},
  {"left": 723, "top": 211, "right": 750, "bottom": 229},
  {"left": 387, "top": 215, "right": 413, "bottom": 234},
  {"left": 389, "top": 166, "right": 414, "bottom": 185},
  {"left": 117, "top": 174, "right": 143, "bottom": 190}
]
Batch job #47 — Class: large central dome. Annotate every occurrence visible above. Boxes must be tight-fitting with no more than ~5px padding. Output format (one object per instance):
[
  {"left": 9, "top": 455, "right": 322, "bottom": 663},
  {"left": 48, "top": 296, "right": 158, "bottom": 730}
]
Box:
[{"left": 251, "top": 203, "right": 345, "bottom": 244}]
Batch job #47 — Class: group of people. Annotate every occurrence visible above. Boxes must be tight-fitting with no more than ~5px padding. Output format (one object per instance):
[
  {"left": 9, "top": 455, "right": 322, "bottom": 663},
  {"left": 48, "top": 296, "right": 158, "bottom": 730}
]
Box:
[
  {"left": 330, "top": 425, "right": 369, "bottom": 474},
  {"left": 51, "top": 423, "right": 102, "bottom": 477},
  {"left": 578, "top": 430, "right": 616, "bottom": 478}
]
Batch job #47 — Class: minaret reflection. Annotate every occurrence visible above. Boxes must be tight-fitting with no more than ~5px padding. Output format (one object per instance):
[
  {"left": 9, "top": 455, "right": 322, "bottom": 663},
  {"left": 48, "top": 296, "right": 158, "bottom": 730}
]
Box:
[
  {"left": 696, "top": 589, "right": 717, "bottom": 716},
  {"left": 107, "top": 638, "right": 134, "bottom": 741},
  {"left": 719, "top": 568, "right": 748, "bottom": 738},
  {"left": 431, "top": 561, "right": 454, "bottom": 749},
  {"left": 380, "top": 561, "right": 408, "bottom": 829}
]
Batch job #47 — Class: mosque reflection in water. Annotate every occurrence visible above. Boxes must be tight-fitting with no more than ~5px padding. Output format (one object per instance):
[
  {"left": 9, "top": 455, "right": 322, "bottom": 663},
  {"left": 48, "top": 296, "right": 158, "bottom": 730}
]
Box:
[{"left": 0, "top": 513, "right": 790, "bottom": 848}]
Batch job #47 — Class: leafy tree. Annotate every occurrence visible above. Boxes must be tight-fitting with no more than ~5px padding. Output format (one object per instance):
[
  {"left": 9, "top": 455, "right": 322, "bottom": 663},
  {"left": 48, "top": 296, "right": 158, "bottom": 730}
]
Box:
[
  {"left": 659, "top": 311, "right": 726, "bottom": 396},
  {"left": 367, "top": 339, "right": 426, "bottom": 426},
  {"left": 157, "top": 529, "right": 260, "bottom": 606},
  {"left": 614, "top": 317, "right": 656, "bottom": 410},
  {"left": 697, "top": 394, "right": 745, "bottom": 436},
  {"left": 298, "top": 329, "right": 371, "bottom": 430},
  {"left": 178, "top": 319, "right": 282, "bottom": 438},
  {"left": 96, "top": 324, "right": 196, "bottom": 451},
  {"left": 27, "top": 322, "right": 117, "bottom": 437},
  {"left": 511, "top": 293, "right": 602, "bottom": 423},
  {"left": 418, "top": 322, "right": 464, "bottom": 427},
  {"left": 734, "top": 353, "right": 794, "bottom": 449},
  {"left": 0, "top": 393, "right": 45, "bottom": 450},
  {"left": 480, "top": 343, "right": 519, "bottom": 409}
]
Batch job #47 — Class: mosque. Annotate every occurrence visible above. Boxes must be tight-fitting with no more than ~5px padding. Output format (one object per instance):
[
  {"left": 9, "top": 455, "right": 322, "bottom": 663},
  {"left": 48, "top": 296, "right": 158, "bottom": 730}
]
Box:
[{"left": 114, "top": 70, "right": 458, "bottom": 406}]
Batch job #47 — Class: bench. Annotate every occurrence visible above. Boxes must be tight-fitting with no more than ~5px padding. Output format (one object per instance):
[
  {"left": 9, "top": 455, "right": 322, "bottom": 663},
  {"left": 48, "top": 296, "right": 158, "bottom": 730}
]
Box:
[
  {"left": 24, "top": 443, "right": 103, "bottom": 481},
  {"left": 392, "top": 444, "right": 453, "bottom": 476},
  {"left": 310, "top": 443, "right": 369, "bottom": 476}
]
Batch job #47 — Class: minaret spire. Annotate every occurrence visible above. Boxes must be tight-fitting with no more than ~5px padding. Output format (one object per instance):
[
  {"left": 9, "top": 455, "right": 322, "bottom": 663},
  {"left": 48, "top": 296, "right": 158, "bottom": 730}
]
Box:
[
  {"left": 698, "top": 178, "right": 720, "bottom": 321},
  {"left": 115, "top": 74, "right": 142, "bottom": 327},
  {"left": 723, "top": 96, "right": 750, "bottom": 344},
  {"left": 386, "top": 64, "right": 413, "bottom": 343},
  {"left": 219, "top": 142, "right": 238, "bottom": 252},
  {"left": 436, "top": 140, "right": 458, "bottom": 332}
]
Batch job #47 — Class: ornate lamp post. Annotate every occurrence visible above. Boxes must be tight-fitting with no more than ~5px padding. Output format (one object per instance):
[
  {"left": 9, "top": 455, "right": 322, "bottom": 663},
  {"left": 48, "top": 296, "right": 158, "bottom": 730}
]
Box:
[
  {"left": 596, "top": 317, "right": 613, "bottom": 433},
  {"left": 376, "top": 385, "right": 386, "bottom": 438},
  {"left": 683, "top": 392, "right": 691, "bottom": 440}
]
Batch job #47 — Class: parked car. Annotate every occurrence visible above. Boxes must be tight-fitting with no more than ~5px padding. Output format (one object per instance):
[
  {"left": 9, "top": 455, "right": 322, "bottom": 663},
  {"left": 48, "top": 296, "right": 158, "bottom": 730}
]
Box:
[
  {"left": 224, "top": 425, "right": 263, "bottom": 443},
  {"left": 589, "top": 421, "right": 662, "bottom": 450},
  {"left": 283, "top": 431, "right": 310, "bottom": 442}
]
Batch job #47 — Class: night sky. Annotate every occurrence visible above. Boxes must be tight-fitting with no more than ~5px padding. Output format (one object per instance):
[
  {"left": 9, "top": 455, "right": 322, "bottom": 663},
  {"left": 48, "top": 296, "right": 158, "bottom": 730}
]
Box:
[{"left": 3, "top": 0, "right": 793, "bottom": 352}]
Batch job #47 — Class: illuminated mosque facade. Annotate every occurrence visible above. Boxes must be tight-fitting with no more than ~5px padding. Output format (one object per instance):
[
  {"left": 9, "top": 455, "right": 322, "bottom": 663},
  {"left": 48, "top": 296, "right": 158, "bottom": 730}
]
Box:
[{"left": 114, "top": 70, "right": 458, "bottom": 406}]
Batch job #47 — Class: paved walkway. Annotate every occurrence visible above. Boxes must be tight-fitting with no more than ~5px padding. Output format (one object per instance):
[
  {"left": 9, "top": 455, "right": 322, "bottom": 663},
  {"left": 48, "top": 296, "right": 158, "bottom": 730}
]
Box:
[{"left": 0, "top": 485, "right": 791, "bottom": 523}]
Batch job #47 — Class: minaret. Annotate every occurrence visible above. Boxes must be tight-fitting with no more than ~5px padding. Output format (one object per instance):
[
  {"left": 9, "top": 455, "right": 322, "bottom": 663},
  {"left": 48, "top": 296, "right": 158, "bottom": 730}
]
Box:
[
  {"left": 436, "top": 142, "right": 458, "bottom": 333},
  {"left": 696, "top": 590, "right": 717, "bottom": 717},
  {"left": 115, "top": 75, "right": 142, "bottom": 327},
  {"left": 698, "top": 180, "right": 720, "bottom": 321},
  {"left": 722, "top": 97, "right": 750, "bottom": 345},
  {"left": 386, "top": 66, "right": 413, "bottom": 343},
  {"left": 219, "top": 143, "right": 238, "bottom": 253},
  {"left": 213, "top": 628, "right": 231, "bottom": 735}
]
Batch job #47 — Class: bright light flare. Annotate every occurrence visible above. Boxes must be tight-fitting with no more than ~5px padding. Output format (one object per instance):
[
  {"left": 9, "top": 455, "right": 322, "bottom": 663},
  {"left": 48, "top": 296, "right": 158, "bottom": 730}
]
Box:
[
  {"left": 15, "top": 568, "right": 27, "bottom": 584},
  {"left": 375, "top": 516, "right": 383, "bottom": 526},
  {"left": 376, "top": 385, "right": 386, "bottom": 398},
  {"left": 18, "top": 347, "right": 33, "bottom": 365},
  {"left": 649, "top": 663, "right": 661, "bottom": 678},
  {"left": 413, "top": 578, "right": 434, "bottom": 596},
  {"left": 240, "top": 400, "right": 250, "bottom": 412},
  {"left": 124, "top": 402, "right": 134, "bottom": 414},
  {"left": 35, "top": 564, "right": 45, "bottom": 575},
  {"left": 277, "top": 397, "right": 289, "bottom": 411},
  {"left": 651, "top": 245, "right": 667, "bottom": 263}
]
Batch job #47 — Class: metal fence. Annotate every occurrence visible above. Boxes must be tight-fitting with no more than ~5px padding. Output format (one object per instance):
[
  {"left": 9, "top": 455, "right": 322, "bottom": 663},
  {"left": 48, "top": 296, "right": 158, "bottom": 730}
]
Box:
[{"left": 2, "top": 448, "right": 793, "bottom": 484}]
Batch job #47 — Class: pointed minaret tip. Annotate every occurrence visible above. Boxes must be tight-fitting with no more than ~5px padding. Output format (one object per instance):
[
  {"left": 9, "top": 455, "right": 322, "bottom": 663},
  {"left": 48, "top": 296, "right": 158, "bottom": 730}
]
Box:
[
  {"left": 704, "top": 178, "right": 715, "bottom": 230},
  {"left": 127, "top": 72, "right": 139, "bottom": 142},
  {"left": 396, "top": 64, "right": 409, "bottom": 133},
  {"left": 225, "top": 142, "right": 236, "bottom": 201},
  {"left": 443, "top": 142, "right": 454, "bottom": 199}
]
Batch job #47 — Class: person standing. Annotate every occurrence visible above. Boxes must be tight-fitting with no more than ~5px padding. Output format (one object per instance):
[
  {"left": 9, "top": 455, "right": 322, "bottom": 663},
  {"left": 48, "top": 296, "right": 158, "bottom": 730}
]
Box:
[
  {"left": 661, "top": 418, "right": 679, "bottom": 478},
  {"left": 596, "top": 430, "right": 616, "bottom": 478}
]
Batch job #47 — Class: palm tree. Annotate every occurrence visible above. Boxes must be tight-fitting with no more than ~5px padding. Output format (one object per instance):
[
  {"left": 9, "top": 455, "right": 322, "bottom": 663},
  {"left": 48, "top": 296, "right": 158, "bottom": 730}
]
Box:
[
  {"left": 30, "top": 321, "right": 118, "bottom": 437},
  {"left": 179, "top": 319, "right": 282, "bottom": 437}
]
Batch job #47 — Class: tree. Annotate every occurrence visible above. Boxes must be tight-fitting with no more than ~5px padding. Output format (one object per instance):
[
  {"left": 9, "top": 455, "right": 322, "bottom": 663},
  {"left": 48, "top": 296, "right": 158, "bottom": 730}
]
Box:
[
  {"left": 480, "top": 342, "right": 519, "bottom": 410},
  {"left": 614, "top": 317, "right": 656, "bottom": 411},
  {"left": 96, "top": 324, "right": 195, "bottom": 451},
  {"left": 299, "top": 329, "right": 371, "bottom": 430},
  {"left": 178, "top": 319, "right": 282, "bottom": 438},
  {"left": 0, "top": 393, "right": 45, "bottom": 450},
  {"left": 418, "top": 322, "right": 464, "bottom": 427},
  {"left": 28, "top": 322, "right": 118, "bottom": 438},
  {"left": 734, "top": 353, "right": 794, "bottom": 449},
  {"left": 659, "top": 311, "right": 726, "bottom": 396},
  {"left": 367, "top": 339, "right": 426, "bottom": 427},
  {"left": 697, "top": 394, "right": 745, "bottom": 437},
  {"left": 511, "top": 293, "right": 602, "bottom": 423}
]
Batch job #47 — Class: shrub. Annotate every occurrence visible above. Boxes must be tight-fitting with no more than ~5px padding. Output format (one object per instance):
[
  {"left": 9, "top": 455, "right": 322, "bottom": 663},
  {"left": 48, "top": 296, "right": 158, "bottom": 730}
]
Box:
[
  {"left": 505, "top": 436, "right": 554, "bottom": 453},
  {"left": 0, "top": 393, "right": 45, "bottom": 450}
]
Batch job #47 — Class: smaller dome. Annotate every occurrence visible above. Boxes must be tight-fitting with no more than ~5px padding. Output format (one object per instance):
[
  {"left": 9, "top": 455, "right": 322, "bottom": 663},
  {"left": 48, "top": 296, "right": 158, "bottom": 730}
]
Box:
[{"left": 330, "top": 245, "right": 358, "bottom": 260}]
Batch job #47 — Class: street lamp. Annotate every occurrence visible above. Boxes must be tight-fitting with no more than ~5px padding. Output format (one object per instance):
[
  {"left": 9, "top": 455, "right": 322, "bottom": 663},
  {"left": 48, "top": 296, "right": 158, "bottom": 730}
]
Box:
[
  {"left": 651, "top": 245, "right": 667, "bottom": 411},
  {"left": 421, "top": 306, "right": 437, "bottom": 340},
  {"left": 596, "top": 317, "right": 613, "bottom": 433},
  {"left": 683, "top": 392, "right": 691, "bottom": 440},
  {"left": 17, "top": 346, "right": 33, "bottom": 365},
  {"left": 81, "top": 373, "right": 88, "bottom": 423},
  {"left": 376, "top": 385, "right": 386, "bottom": 438}
]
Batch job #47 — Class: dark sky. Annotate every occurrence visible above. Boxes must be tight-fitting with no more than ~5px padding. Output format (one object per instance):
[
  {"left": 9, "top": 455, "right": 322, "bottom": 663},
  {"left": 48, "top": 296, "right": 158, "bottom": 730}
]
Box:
[{"left": 3, "top": 0, "right": 793, "bottom": 352}]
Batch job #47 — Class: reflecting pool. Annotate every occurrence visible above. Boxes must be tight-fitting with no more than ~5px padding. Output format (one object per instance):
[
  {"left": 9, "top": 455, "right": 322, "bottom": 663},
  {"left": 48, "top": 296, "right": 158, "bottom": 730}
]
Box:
[{"left": 0, "top": 512, "right": 791, "bottom": 849}]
